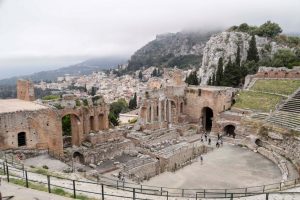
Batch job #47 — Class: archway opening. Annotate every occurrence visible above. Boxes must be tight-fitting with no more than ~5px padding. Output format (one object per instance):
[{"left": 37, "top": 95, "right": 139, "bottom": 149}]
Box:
[
  {"left": 73, "top": 152, "right": 84, "bottom": 164},
  {"left": 255, "top": 139, "right": 263, "bottom": 147},
  {"left": 224, "top": 125, "right": 236, "bottom": 138},
  {"left": 90, "top": 116, "right": 94, "bottom": 131},
  {"left": 18, "top": 132, "right": 26, "bottom": 147},
  {"left": 202, "top": 107, "right": 213, "bottom": 131},
  {"left": 62, "top": 114, "right": 80, "bottom": 148}
]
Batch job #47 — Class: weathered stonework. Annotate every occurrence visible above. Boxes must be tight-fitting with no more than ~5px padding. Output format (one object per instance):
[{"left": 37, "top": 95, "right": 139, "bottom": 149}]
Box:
[{"left": 0, "top": 81, "right": 110, "bottom": 155}]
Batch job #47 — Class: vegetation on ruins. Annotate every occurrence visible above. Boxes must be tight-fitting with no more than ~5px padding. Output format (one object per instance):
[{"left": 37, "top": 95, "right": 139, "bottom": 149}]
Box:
[
  {"left": 128, "top": 92, "right": 137, "bottom": 109},
  {"left": 62, "top": 115, "right": 71, "bottom": 136},
  {"left": 185, "top": 70, "right": 199, "bottom": 85},
  {"left": 109, "top": 98, "right": 129, "bottom": 126}
]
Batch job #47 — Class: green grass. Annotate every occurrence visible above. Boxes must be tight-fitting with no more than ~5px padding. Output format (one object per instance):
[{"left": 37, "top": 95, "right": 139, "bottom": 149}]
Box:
[
  {"left": 233, "top": 91, "right": 285, "bottom": 112},
  {"left": 251, "top": 79, "right": 300, "bottom": 95},
  {"left": 10, "top": 178, "right": 48, "bottom": 192},
  {"left": 42, "top": 95, "right": 60, "bottom": 100},
  {"left": 32, "top": 168, "right": 65, "bottom": 179},
  {"left": 9, "top": 178, "right": 94, "bottom": 199}
]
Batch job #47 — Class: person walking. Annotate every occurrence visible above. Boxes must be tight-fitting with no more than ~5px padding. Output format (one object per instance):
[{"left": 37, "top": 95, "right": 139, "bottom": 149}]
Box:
[
  {"left": 208, "top": 138, "right": 211, "bottom": 145},
  {"left": 216, "top": 141, "right": 219, "bottom": 148},
  {"left": 200, "top": 155, "right": 203, "bottom": 165},
  {"left": 204, "top": 132, "right": 207, "bottom": 141}
]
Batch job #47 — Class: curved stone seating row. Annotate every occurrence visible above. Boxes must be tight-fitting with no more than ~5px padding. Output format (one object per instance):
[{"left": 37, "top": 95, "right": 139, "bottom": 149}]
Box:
[{"left": 267, "top": 111, "right": 300, "bottom": 130}]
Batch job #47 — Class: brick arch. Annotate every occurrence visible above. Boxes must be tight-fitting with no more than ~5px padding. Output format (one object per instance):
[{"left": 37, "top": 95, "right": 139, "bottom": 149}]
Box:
[{"left": 61, "top": 113, "right": 82, "bottom": 147}]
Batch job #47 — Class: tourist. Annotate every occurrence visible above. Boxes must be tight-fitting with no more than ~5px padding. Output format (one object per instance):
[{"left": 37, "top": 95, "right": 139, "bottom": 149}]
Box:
[
  {"left": 216, "top": 141, "right": 219, "bottom": 148},
  {"left": 200, "top": 155, "right": 203, "bottom": 164},
  {"left": 208, "top": 138, "right": 211, "bottom": 145},
  {"left": 204, "top": 132, "right": 207, "bottom": 141}
]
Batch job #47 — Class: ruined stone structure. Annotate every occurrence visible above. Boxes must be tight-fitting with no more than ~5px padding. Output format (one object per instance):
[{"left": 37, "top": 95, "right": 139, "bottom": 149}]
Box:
[
  {"left": 255, "top": 66, "right": 300, "bottom": 79},
  {"left": 139, "top": 69, "right": 236, "bottom": 133},
  {"left": 0, "top": 81, "right": 109, "bottom": 155},
  {"left": 17, "top": 80, "right": 35, "bottom": 101}
]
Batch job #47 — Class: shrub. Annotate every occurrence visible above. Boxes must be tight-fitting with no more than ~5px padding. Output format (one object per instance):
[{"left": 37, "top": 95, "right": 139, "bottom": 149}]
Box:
[{"left": 42, "top": 165, "right": 49, "bottom": 169}]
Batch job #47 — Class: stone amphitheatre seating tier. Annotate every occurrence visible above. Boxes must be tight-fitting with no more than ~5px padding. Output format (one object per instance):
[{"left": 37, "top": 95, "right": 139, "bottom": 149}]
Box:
[
  {"left": 251, "top": 113, "right": 269, "bottom": 120},
  {"left": 267, "top": 111, "right": 300, "bottom": 130},
  {"left": 280, "top": 98, "right": 300, "bottom": 113}
]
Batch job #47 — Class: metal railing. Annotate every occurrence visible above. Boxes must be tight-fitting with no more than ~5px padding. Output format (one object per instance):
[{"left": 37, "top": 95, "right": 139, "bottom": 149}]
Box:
[{"left": 1, "top": 159, "right": 300, "bottom": 200}]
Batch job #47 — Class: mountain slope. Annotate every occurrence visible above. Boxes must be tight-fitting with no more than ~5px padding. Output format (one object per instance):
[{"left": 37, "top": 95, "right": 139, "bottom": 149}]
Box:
[
  {"left": 0, "top": 56, "right": 127, "bottom": 85},
  {"left": 127, "top": 31, "right": 215, "bottom": 71}
]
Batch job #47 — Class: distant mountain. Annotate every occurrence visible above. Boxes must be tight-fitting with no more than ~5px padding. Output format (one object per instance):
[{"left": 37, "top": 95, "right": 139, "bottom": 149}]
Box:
[
  {"left": 127, "top": 31, "right": 217, "bottom": 71},
  {"left": 0, "top": 56, "right": 127, "bottom": 85}
]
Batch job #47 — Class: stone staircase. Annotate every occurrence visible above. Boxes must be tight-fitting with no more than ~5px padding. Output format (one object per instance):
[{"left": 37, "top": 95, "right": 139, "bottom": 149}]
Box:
[{"left": 267, "top": 89, "right": 300, "bottom": 131}]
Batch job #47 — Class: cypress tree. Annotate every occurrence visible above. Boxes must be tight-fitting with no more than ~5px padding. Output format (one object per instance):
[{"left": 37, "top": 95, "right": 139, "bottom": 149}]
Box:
[
  {"left": 216, "top": 58, "right": 224, "bottom": 86},
  {"left": 222, "top": 58, "right": 233, "bottom": 86},
  {"left": 235, "top": 45, "right": 241, "bottom": 66},
  {"left": 185, "top": 71, "right": 199, "bottom": 85},
  {"left": 138, "top": 71, "right": 143, "bottom": 80},
  {"left": 208, "top": 76, "right": 212, "bottom": 85},
  {"left": 212, "top": 72, "right": 216, "bottom": 86},
  {"left": 247, "top": 35, "right": 259, "bottom": 62}
]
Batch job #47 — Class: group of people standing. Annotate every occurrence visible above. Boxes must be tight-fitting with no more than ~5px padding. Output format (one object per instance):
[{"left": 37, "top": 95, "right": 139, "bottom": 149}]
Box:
[{"left": 200, "top": 131, "right": 224, "bottom": 148}]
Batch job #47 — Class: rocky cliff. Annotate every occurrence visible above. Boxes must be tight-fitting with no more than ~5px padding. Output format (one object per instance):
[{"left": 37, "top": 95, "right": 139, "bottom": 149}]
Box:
[
  {"left": 199, "top": 31, "right": 287, "bottom": 84},
  {"left": 127, "top": 31, "right": 214, "bottom": 71}
]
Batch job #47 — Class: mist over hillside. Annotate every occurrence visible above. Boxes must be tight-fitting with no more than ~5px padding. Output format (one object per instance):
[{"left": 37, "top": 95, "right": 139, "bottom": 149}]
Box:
[{"left": 0, "top": 56, "right": 127, "bottom": 85}]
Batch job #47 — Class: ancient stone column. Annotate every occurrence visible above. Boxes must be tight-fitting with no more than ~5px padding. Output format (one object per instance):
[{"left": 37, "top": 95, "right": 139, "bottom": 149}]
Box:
[
  {"left": 168, "top": 101, "right": 172, "bottom": 123},
  {"left": 164, "top": 100, "right": 167, "bottom": 122},
  {"left": 158, "top": 100, "right": 162, "bottom": 122},
  {"left": 151, "top": 103, "right": 154, "bottom": 123}
]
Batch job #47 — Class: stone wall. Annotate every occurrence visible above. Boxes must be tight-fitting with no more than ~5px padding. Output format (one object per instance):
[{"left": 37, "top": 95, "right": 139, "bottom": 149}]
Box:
[
  {"left": 17, "top": 80, "right": 35, "bottom": 101},
  {"left": 0, "top": 108, "right": 63, "bottom": 153},
  {"left": 256, "top": 67, "right": 300, "bottom": 79}
]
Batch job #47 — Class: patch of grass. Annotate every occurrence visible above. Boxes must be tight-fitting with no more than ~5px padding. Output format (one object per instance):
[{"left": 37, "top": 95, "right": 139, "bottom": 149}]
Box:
[
  {"left": 10, "top": 178, "right": 48, "bottom": 192},
  {"left": 233, "top": 91, "right": 285, "bottom": 112},
  {"left": 33, "top": 168, "right": 65, "bottom": 179},
  {"left": 9, "top": 178, "right": 95, "bottom": 200},
  {"left": 52, "top": 188, "right": 71, "bottom": 197},
  {"left": 251, "top": 79, "right": 300, "bottom": 95},
  {"left": 42, "top": 95, "right": 60, "bottom": 100}
]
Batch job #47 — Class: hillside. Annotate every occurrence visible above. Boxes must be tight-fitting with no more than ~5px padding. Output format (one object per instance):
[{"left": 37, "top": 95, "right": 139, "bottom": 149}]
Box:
[
  {"left": 0, "top": 56, "right": 127, "bottom": 85},
  {"left": 127, "top": 31, "right": 215, "bottom": 71}
]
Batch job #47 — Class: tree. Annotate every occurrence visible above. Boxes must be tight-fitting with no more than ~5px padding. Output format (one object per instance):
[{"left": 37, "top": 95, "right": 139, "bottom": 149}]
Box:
[
  {"left": 129, "top": 93, "right": 137, "bottom": 109},
  {"left": 235, "top": 45, "right": 241, "bottom": 66},
  {"left": 247, "top": 35, "right": 259, "bottom": 62},
  {"left": 216, "top": 58, "right": 224, "bottom": 86},
  {"left": 185, "top": 71, "right": 199, "bottom": 85},
  {"left": 271, "top": 49, "right": 297, "bottom": 68},
  {"left": 138, "top": 71, "right": 143, "bottom": 80},
  {"left": 207, "top": 76, "right": 212, "bottom": 85},
  {"left": 90, "top": 86, "right": 97, "bottom": 96},
  {"left": 108, "top": 98, "right": 129, "bottom": 126},
  {"left": 212, "top": 72, "right": 216, "bottom": 86},
  {"left": 257, "top": 21, "right": 282, "bottom": 38},
  {"left": 221, "top": 58, "right": 241, "bottom": 87},
  {"left": 151, "top": 68, "right": 157, "bottom": 77}
]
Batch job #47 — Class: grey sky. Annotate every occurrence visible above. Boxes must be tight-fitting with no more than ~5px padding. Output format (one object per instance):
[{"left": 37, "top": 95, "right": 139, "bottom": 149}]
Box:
[{"left": 0, "top": 0, "right": 299, "bottom": 79}]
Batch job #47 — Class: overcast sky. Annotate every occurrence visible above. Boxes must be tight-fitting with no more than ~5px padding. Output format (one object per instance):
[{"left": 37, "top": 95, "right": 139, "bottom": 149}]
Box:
[{"left": 0, "top": 0, "right": 299, "bottom": 79}]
